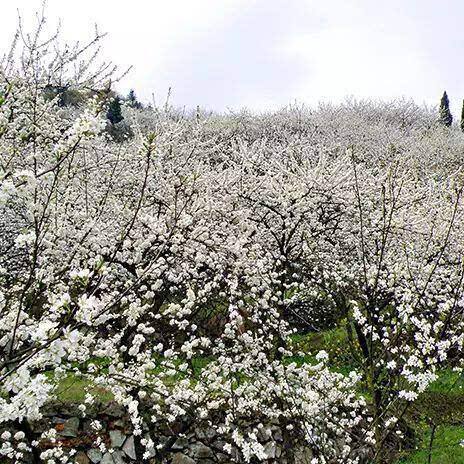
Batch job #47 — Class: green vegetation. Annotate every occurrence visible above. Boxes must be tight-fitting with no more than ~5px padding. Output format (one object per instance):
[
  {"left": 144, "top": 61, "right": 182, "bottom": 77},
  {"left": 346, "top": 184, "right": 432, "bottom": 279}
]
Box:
[
  {"left": 127, "top": 89, "right": 143, "bottom": 109},
  {"left": 397, "top": 426, "right": 464, "bottom": 464},
  {"left": 461, "top": 99, "right": 464, "bottom": 132},
  {"left": 107, "top": 95, "right": 124, "bottom": 124},
  {"left": 48, "top": 330, "right": 464, "bottom": 463},
  {"left": 439, "top": 90, "right": 453, "bottom": 127},
  {"left": 54, "top": 375, "right": 114, "bottom": 404},
  {"left": 396, "top": 370, "right": 464, "bottom": 463}
]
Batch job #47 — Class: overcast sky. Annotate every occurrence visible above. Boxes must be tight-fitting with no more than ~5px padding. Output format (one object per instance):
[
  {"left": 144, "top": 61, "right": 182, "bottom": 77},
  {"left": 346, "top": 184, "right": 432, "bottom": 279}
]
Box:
[{"left": 3, "top": 1, "right": 464, "bottom": 113}]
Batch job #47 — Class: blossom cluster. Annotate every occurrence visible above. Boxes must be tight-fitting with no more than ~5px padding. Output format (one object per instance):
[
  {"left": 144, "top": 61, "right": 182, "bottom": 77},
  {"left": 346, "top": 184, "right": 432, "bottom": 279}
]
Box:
[{"left": 2, "top": 13, "right": 464, "bottom": 464}]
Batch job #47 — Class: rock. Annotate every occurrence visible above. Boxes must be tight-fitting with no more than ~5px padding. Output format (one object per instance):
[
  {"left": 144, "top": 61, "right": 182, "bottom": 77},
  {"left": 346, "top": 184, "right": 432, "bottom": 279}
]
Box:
[
  {"left": 87, "top": 449, "right": 103, "bottom": 463},
  {"left": 113, "top": 419, "right": 127, "bottom": 429},
  {"left": 212, "top": 440, "right": 227, "bottom": 453},
  {"left": 41, "top": 404, "right": 60, "bottom": 417},
  {"left": 171, "top": 453, "right": 196, "bottom": 464},
  {"left": 102, "top": 402, "right": 125, "bottom": 418},
  {"left": 63, "top": 403, "right": 86, "bottom": 416},
  {"left": 122, "top": 436, "right": 136, "bottom": 460},
  {"left": 263, "top": 442, "right": 276, "bottom": 459},
  {"left": 29, "top": 418, "right": 49, "bottom": 434},
  {"left": 258, "top": 426, "right": 272, "bottom": 442},
  {"left": 195, "top": 426, "right": 216, "bottom": 441},
  {"left": 112, "top": 451, "right": 126, "bottom": 464},
  {"left": 109, "top": 430, "right": 126, "bottom": 448},
  {"left": 172, "top": 437, "right": 189, "bottom": 450},
  {"left": 273, "top": 428, "right": 283, "bottom": 442},
  {"left": 75, "top": 452, "right": 90, "bottom": 464},
  {"left": 101, "top": 453, "right": 114, "bottom": 464},
  {"left": 82, "top": 420, "right": 93, "bottom": 433},
  {"left": 157, "top": 435, "right": 170, "bottom": 448},
  {"left": 52, "top": 417, "right": 66, "bottom": 424},
  {"left": 58, "top": 417, "right": 80, "bottom": 437},
  {"left": 294, "top": 447, "right": 314, "bottom": 464},
  {"left": 101, "top": 450, "right": 125, "bottom": 464},
  {"left": 190, "top": 443, "right": 214, "bottom": 459}
]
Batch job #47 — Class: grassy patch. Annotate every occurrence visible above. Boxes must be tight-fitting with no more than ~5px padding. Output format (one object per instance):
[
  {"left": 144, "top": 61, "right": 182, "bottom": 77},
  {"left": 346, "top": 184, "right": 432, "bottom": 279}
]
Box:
[
  {"left": 289, "top": 327, "right": 359, "bottom": 378},
  {"left": 396, "top": 425, "right": 464, "bottom": 464},
  {"left": 396, "top": 370, "right": 464, "bottom": 463},
  {"left": 53, "top": 375, "right": 113, "bottom": 403},
  {"left": 428, "top": 368, "right": 464, "bottom": 394},
  {"left": 40, "top": 333, "right": 464, "bottom": 464}
]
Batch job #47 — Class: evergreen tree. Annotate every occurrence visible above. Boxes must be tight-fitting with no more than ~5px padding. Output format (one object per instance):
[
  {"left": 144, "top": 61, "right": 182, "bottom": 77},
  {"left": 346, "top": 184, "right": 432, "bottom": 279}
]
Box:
[
  {"left": 461, "top": 100, "right": 464, "bottom": 133},
  {"left": 107, "top": 95, "right": 123, "bottom": 125},
  {"left": 127, "top": 89, "right": 142, "bottom": 109},
  {"left": 439, "top": 91, "right": 453, "bottom": 127}
]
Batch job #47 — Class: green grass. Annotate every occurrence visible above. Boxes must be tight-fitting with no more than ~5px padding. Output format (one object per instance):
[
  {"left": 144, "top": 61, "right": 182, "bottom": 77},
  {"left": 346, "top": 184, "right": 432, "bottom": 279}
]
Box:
[
  {"left": 396, "top": 370, "right": 464, "bottom": 463},
  {"left": 49, "top": 355, "right": 216, "bottom": 403},
  {"left": 289, "top": 326, "right": 357, "bottom": 372},
  {"left": 53, "top": 375, "right": 114, "bottom": 403},
  {"left": 38, "top": 330, "right": 464, "bottom": 464},
  {"left": 396, "top": 426, "right": 464, "bottom": 464},
  {"left": 290, "top": 331, "right": 464, "bottom": 464},
  {"left": 428, "top": 368, "right": 464, "bottom": 394}
]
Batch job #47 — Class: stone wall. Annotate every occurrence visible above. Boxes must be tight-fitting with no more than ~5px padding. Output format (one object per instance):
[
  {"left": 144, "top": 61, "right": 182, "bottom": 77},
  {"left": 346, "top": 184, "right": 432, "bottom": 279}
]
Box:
[{"left": 2, "top": 402, "right": 320, "bottom": 464}]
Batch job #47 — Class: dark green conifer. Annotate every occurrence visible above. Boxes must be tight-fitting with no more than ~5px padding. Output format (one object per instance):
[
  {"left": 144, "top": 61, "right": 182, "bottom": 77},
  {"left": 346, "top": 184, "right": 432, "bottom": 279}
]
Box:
[
  {"left": 127, "top": 89, "right": 142, "bottom": 109},
  {"left": 107, "top": 96, "right": 123, "bottom": 125},
  {"left": 439, "top": 91, "right": 453, "bottom": 127},
  {"left": 460, "top": 100, "right": 464, "bottom": 133}
]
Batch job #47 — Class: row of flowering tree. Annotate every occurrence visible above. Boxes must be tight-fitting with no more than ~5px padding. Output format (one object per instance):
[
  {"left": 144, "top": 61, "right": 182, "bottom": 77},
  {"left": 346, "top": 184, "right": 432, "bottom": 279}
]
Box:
[{"left": 1, "top": 12, "right": 464, "bottom": 464}]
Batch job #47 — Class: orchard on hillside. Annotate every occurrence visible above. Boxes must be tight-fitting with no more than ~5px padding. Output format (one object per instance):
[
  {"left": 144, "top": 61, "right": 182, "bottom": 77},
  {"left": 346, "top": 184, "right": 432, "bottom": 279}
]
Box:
[{"left": 1, "top": 11, "right": 464, "bottom": 464}]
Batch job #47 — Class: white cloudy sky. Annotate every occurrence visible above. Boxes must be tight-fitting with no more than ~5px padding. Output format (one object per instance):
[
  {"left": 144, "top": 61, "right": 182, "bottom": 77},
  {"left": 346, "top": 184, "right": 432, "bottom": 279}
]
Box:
[{"left": 3, "top": 0, "right": 464, "bottom": 113}]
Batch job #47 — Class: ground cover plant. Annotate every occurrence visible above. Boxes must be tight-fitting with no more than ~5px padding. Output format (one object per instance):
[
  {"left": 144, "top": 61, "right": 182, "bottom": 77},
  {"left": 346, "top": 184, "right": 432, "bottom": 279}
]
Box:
[{"left": 2, "top": 10, "right": 464, "bottom": 464}]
